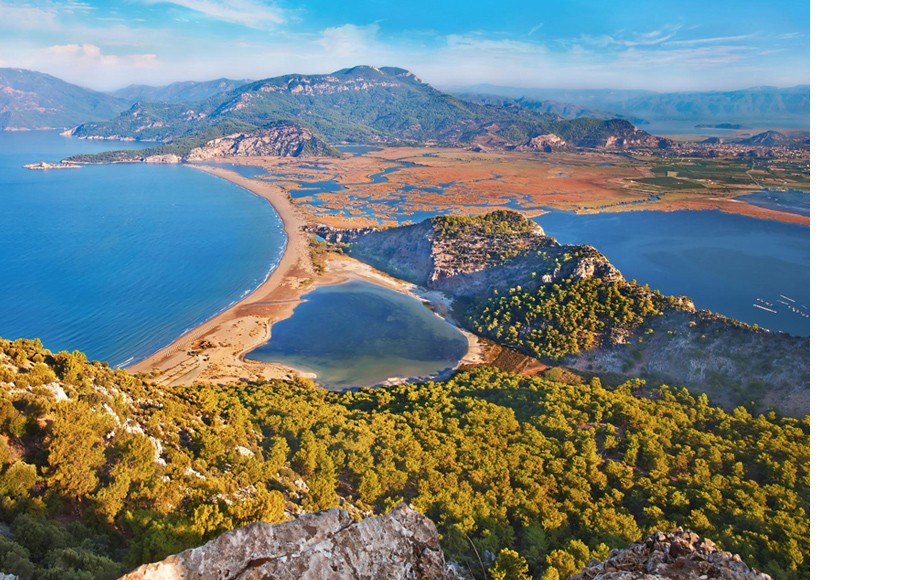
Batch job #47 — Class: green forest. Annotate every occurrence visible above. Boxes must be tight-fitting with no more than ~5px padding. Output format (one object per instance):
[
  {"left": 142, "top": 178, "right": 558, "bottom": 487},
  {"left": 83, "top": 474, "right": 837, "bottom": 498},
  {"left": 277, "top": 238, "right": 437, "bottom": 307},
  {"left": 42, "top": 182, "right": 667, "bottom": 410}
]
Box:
[
  {"left": 466, "top": 278, "right": 667, "bottom": 360},
  {"left": 0, "top": 337, "right": 808, "bottom": 580}
]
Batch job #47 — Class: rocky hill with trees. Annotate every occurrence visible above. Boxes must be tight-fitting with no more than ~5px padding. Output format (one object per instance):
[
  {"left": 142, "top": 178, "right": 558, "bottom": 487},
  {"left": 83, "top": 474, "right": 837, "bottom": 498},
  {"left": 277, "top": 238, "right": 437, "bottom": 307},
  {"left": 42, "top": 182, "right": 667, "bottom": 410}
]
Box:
[
  {"left": 60, "top": 66, "right": 671, "bottom": 163},
  {"left": 328, "top": 211, "right": 808, "bottom": 415}
]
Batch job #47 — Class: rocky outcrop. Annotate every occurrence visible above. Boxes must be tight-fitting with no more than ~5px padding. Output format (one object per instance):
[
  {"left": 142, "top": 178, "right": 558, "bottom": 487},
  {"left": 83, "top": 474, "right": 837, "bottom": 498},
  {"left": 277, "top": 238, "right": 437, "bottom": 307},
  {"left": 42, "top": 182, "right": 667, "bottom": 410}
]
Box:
[
  {"left": 303, "top": 223, "right": 380, "bottom": 244},
  {"left": 738, "top": 131, "right": 791, "bottom": 147},
  {"left": 569, "top": 530, "right": 772, "bottom": 580},
  {"left": 518, "top": 133, "right": 571, "bottom": 152},
  {"left": 144, "top": 154, "right": 181, "bottom": 164},
  {"left": 343, "top": 211, "right": 623, "bottom": 297},
  {"left": 186, "top": 123, "right": 339, "bottom": 160},
  {"left": 551, "top": 119, "right": 672, "bottom": 150},
  {"left": 118, "top": 503, "right": 455, "bottom": 580},
  {"left": 23, "top": 161, "right": 80, "bottom": 170}
]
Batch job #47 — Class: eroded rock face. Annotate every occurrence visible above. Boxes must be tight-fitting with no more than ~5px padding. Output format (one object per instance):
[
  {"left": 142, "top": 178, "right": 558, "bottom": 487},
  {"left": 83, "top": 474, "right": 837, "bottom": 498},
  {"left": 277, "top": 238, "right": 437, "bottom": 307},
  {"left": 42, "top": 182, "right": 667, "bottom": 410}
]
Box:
[
  {"left": 186, "top": 123, "right": 337, "bottom": 160},
  {"left": 519, "top": 133, "right": 570, "bottom": 152},
  {"left": 119, "top": 504, "right": 455, "bottom": 580},
  {"left": 345, "top": 211, "right": 623, "bottom": 298},
  {"left": 144, "top": 154, "right": 181, "bottom": 164},
  {"left": 569, "top": 529, "right": 772, "bottom": 580}
]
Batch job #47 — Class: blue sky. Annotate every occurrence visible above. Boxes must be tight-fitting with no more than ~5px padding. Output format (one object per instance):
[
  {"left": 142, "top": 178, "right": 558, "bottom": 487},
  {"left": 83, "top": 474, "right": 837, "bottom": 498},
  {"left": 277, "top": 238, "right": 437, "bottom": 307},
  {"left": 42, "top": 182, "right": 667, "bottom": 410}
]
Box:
[{"left": 0, "top": 1, "right": 809, "bottom": 91}]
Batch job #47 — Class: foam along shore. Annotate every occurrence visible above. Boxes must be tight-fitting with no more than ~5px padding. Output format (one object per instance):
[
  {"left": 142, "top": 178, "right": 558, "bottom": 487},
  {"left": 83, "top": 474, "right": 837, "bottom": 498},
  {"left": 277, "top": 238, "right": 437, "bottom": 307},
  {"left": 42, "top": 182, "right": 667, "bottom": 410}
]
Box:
[{"left": 129, "top": 163, "right": 484, "bottom": 388}]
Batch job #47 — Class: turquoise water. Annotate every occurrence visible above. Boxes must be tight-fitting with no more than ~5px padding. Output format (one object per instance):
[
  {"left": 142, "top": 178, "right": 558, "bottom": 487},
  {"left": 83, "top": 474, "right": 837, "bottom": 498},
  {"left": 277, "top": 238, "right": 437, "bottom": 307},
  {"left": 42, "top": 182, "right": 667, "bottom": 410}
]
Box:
[
  {"left": 0, "top": 131, "right": 286, "bottom": 366},
  {"left": 533, "top": 210, "right": 810, "bottom": 336},
  {"left": 247, "top": 281, "right": 468, "bottom": 389}
]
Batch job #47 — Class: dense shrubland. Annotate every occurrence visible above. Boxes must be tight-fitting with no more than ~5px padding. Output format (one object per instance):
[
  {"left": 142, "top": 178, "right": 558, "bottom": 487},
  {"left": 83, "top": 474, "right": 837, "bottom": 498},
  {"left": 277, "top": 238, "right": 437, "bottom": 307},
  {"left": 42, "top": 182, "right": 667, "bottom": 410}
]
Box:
[
  {"left": 466, "top": 278, "right": 667, "bottom": 360},
  {"left": 0, "top": 337, "right": 808, "bottom": 580}
]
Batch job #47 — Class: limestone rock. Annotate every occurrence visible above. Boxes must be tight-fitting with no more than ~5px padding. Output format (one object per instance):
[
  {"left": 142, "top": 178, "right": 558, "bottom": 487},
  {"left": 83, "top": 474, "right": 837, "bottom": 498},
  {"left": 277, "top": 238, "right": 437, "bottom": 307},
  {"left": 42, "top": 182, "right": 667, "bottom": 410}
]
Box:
[
  {"left": 186, "top": 122, "right": 338, "bottom": 160},
  {"left": 118, "top": 503, "right": 455, "bottom": 580},
  {"left": 144, "top": 154, "right": 181, "bottom": 164},
  {"left": 569, "top": 529, "right": 773, "bottom": 580},
  {"left": 303, "top": 223, "right": 380, "bottom": 244},
  {"left": 519, "top": 133, "right": 570, "bottom": 152}
]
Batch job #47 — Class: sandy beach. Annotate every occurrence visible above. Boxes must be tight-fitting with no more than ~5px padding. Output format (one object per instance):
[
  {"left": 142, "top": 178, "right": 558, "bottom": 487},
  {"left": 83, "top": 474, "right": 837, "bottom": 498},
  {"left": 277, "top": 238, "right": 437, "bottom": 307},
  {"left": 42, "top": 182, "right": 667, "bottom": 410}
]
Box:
[
  {"left": 127, "top": 164, "right": 317, "bottom": 385},
  {"left": 129, "top": 164, "right": 485, "bottom": 387}
]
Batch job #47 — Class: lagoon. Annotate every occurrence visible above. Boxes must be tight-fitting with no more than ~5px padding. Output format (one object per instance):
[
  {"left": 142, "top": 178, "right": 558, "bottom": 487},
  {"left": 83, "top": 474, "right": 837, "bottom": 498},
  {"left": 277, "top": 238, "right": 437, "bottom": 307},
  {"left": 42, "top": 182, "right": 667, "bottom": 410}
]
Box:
[{"left": 247, "top": 280, "right": 468, "bottom": 389}]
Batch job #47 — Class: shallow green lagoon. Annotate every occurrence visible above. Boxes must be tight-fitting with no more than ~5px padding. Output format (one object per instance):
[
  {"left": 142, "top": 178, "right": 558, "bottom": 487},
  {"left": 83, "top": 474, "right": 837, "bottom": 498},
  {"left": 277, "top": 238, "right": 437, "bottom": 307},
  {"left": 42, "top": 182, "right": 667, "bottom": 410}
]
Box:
[{"left": 247, "top": 281, "right": 468, "bottom": 389}]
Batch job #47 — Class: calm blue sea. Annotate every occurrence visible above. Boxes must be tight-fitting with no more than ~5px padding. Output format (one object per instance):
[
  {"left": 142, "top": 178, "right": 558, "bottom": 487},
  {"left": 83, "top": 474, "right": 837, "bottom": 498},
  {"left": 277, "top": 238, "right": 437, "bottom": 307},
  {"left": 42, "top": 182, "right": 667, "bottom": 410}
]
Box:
[
  {"left": 0, "top": 132, "right": 286, "bottom": 366},
  {"left": 534, "top": 210, "right": 810, "bottom": 336}
]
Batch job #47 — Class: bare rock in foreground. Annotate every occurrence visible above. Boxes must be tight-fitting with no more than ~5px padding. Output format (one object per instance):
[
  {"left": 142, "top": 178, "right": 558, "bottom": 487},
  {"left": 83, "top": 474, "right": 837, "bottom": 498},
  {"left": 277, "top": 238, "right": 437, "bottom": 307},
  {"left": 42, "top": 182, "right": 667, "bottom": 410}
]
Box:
[
  {"left": 569, "top": 529, "right": 772, "bottom": 580},
  {"left": 119, "top": 503, "right": 455, "bottom": 580}
]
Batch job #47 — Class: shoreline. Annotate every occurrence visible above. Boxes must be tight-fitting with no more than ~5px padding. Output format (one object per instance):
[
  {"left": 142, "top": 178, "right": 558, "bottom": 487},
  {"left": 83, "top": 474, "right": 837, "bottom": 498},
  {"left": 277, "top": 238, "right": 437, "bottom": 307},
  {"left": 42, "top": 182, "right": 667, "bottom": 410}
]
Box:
[
  {"left": 129, "top": 163, "right": 485, "bottom": 388},
  {"left": 127, "top": 164, "right": 318, "bottom": 385},
  {"left": 128, "top": 155, "right": 802, "bottom": 386},
  {"left": 196, "top": 152, "right": 809, "bottom": 229},
  {"left": 243, "top": 255, "right": 487, "bottom": 391}
]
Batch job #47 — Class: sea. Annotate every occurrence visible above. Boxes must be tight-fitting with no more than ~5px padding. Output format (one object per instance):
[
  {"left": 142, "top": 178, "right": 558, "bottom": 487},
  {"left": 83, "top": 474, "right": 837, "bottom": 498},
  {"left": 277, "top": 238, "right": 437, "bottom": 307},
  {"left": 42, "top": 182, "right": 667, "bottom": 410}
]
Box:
[
  {"left": 534, "top": 210, "right": 810, "bottom": 336},
  {"left": 0, "top": 131, "right": 286, "bottom": 367}
]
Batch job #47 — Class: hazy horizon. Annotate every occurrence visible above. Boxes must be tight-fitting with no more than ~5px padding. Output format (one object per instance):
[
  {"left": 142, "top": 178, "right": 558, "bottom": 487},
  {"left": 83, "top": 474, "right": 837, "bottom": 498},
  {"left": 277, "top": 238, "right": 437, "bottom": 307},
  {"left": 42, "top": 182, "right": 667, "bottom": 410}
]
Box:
[
  {"left": 4, "top": 63, "right": 811, "bottom": 96},
  {"left": 0, "top": 1, "right": 808, "bottom": 92}
]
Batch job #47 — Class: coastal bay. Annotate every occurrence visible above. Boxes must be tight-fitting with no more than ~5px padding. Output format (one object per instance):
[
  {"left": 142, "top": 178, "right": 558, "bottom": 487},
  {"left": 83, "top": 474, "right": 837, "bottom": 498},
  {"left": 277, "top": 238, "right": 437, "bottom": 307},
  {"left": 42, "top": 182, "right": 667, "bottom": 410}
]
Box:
[
  {"left": 0, "top": 132, "right": 286, "bottom": 366},
  {"left": 128, "top": 164, "right": 484, "bottom": 387}
]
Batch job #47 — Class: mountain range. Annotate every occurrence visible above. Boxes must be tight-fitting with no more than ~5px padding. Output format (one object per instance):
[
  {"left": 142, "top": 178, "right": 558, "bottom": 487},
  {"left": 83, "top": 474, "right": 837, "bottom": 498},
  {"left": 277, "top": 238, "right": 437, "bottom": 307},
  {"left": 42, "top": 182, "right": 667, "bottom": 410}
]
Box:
[
  {"left": 0, "top": 68, "right": 127, "bottom": 130},
  {"left": 454, "top": 84, "right": 810, "bottom": 124},
  {"left": 108, "top": 78, "right": 252, "bottom": 105},
  {"left": 62, "top": 66, "right": 670, "bottom": 161},
  {"left": 69, "top": 65, "right": 559, "bottom": 146},
  {"left": 2, "top": 66, "right": 807, "bottom": 158}
]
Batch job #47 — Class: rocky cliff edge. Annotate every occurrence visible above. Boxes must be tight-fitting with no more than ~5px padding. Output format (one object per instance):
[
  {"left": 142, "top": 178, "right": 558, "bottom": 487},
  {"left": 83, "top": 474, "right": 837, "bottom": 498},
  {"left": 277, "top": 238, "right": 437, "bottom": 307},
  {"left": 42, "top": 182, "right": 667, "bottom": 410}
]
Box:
[
  {"left": 118, "top": 503, "right": 455, "bottom": 580},
  {"left": 569, "top": 529, "right": 772, "bottom": 580}
]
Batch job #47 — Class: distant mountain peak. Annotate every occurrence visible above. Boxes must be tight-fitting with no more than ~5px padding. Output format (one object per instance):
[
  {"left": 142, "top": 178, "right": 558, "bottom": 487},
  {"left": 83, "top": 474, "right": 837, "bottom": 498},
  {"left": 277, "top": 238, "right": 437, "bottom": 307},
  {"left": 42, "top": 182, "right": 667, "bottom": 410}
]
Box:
[
  {"left": 109, "top": 78, "right": 253, "bottom": 105},
  {"left": 738, "top": 130, "right": 792, "bottom": 146},
  {"left": 1, "top": 67, "right": 127, "bottom": 130}
]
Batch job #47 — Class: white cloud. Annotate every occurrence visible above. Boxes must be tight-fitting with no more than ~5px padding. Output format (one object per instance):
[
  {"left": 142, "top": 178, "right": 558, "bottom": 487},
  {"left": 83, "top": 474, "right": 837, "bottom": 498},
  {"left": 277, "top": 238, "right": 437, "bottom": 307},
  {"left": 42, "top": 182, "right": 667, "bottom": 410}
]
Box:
[
  {"left": 43, "top": 43, "right": 120, "bottom": 65},
  {"left": 0, "top": 2, "right": 59, "bottom": 30},
  {"left": 528, "top": 22, "right": 544, "bottom": 36},
  {"left": 315, "top": 23, "right": 380, "bottom": 58},
  {"left": 664, "top": 33, "right": 758, "bottom": 47},
  {"left": 612, "top": 45, "right": 755, "bottom": 68},
  {"left": 29, "top": 44, "right": 159, "bottom": 88},
  {"left": 445, "top": 35, "right": 545, "bottom": 54},
  {"left": 42, "top": 43, "right": 157, "bottom": 65},
  {"left": 139, "top": 0, "right": 284, "bottom": 29},
  {"left": 580, "top": 23, "right": 684, "bottom": 48}
]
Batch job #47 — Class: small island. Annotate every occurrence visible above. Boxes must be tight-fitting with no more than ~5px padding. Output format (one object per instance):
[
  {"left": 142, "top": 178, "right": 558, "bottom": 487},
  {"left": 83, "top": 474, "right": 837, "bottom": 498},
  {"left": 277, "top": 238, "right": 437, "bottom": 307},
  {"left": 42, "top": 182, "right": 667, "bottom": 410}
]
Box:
[{"left": 24, "top": 161, "right": 80, "bottom": 170}]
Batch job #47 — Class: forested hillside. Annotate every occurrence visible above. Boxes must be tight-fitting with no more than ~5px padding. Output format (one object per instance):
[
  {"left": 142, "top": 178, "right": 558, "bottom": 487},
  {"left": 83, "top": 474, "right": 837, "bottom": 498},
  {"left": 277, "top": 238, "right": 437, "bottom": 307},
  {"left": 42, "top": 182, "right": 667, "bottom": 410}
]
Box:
[
  {"left": 63, "top": 66, "right": 673, "bottom": 164},
  {"left": 1, "top": 337, "right": 808, "bottom": 580},
  {"left": 342, "top": 211, "right": 809, "bottom": 415}
]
